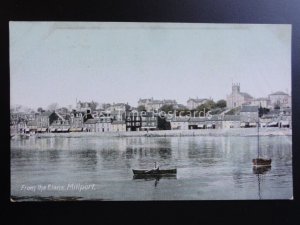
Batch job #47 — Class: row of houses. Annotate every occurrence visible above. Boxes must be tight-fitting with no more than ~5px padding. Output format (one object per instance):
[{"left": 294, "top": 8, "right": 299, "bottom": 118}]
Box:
[
  {"left": 169, "top": 106, "right": 291, "bottom": 130},
  {"left": 10, "top": 104, "right": 291, "bottom": 135},
  {"left": 138, "top": 84, "right": 292, "bottom": 112},
  {"left": 10, "top": 110, "right": 160, "bottom": 134},
  {"left": 227, "top": 83, "right": 291, "bottom": 109}
]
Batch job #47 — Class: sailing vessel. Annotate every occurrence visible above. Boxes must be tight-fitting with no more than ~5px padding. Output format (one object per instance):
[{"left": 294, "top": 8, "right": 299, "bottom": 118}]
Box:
[{"left": 252, "top": 116, "right": 272, "bottom": 167}]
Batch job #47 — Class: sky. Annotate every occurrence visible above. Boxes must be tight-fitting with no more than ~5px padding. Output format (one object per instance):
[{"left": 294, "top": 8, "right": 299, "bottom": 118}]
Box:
[{"left": 10, "top": 22, "right": 291, "bottom": 110}]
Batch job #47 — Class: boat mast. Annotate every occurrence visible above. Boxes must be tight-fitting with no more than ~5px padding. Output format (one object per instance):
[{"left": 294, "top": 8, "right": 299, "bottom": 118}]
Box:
[{"left": 257, "top": 106, "right": 260, "bottom": 158}]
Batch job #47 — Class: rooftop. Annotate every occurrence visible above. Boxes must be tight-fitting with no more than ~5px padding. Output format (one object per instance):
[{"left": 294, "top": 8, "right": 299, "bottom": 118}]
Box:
[
  {"left": 269, "top": 91, "right": 289, "bottom": 96},
  {"left": 112, "top": 121, "right": 126, "bottom": 125},
  {"left": 189, "top": 117, "right": 206, "bottom": 122},
  {"left": 223, "top": 115, "right": 240, "bottom": 121},
  {"left": 240, "top": 105, "right": 259, "bottom": 112},
  {"left": 254, "top": 97, "right": 269, "bottom": 101},
  {"left": 84, "top": 118, "right": 99, "bottom": 124},
  {"left": 171, "top": 117, "right": 190, "bottom": 122},
  {"left": 239, "top": 92, "right": 253, "bottom": 99},
  {"left": 187, "top": 98, "right": 208, "bottom": 103}
]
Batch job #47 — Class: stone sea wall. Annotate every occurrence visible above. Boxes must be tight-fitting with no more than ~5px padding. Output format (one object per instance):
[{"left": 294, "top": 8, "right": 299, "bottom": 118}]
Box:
[{"left": 25, "top": 127, "right": 292, "bottom": 138}]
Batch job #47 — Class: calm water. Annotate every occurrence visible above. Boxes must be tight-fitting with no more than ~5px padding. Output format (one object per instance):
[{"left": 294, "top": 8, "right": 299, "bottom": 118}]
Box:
[{"left": 11, "top": 135, "right": 293, "bottom": 201}]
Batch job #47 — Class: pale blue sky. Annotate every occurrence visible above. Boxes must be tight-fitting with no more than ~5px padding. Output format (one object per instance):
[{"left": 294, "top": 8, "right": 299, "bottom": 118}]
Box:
[{"left": 10, "top": 22, "right": 291, "bottom": 109}]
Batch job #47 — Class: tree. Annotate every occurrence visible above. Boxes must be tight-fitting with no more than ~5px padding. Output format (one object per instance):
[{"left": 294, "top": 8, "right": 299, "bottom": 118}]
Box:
[
  {"left": 37, "top": 107, "right": 44, "bottom": 113},
  {"left": 101, "top": 103, "right": 111, "bottom": 110},
  {"left": 160, "top": 104, "right": 174, "bottom": 113},
  {"left": 125, "top": 104, "right": 131, "bottom": 111},
  {"left": 259, "top": 107, "right": 270, "bottom": 117},
  {"left": 137, "top": 105, "right": 146, "bottom": 112},
  {"left": 58, "top": 107, "right": 69, "bottom": 114},
  {"left": 157, "top": 116, "right": 171, "bottom": 130},
  {"left": 274, "top": 104, "right": 280, "bottom": 110},
  {"left": 90, "top": 101, "right": 99, "bottom": 111},
  {"left": 196, "top": 100, "right": 216, "bottom": 113},
  {"left": 216, "top": 100, "right": 227, "bottom": 108},
  {"left": 47, "top": 103, "right": 59, "bottom": 111}
]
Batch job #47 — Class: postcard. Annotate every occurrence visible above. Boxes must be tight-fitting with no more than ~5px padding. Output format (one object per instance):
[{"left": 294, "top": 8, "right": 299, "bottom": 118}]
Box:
[{"left": 10, "top": 22, "right": 292, "bottom": 201}]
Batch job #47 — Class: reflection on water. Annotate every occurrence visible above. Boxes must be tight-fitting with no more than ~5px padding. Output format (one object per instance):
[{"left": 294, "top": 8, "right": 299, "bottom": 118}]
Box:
[
  {"left": 11, "top": 136, "right": 292, "bottom": 200},
  {"left": 133, "top": 175, "right": 177, "bottom": 188},
  {"left": 253, "top": 166, "right": 272, "bottom": 175},
  {"left": 253, "top": 166, "right": 272, "bottom": 200}
]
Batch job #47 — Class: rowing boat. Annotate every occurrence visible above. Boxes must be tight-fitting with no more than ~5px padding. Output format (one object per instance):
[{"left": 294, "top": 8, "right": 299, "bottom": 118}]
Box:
[{"left": 132, "top": 168, "right": 177, "bottom": 175}]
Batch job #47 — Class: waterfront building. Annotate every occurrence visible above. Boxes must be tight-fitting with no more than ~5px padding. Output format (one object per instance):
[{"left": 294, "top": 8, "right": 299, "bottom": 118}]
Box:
[
  {"left": 250, "top": 97, "right": 270, "bottom": 108},
  {"left": 35, "top": 111, "right": 51, "bottom": 129},
  {"left": 259, "top": 109, "right": 280, "bottom": 127},
  {"left": 187, "top": 98, "right": 209, "bottom": 110},
  {"left": 222, "top": 115, "right": 241, "bottom": 129},
  {"left": 111, "top": 121, "right": 126, "bottom": 132},
  {"left": 140, "top": 112, "right": 158, "bottom": 131},
  {"left": 83, "top": 116, "right": 112, "bottom": 132},
  {"left": 170, "top": 117, "right": 190, "bottom": 130},
  {"left": 26, "top": 120, "right": 38, "bottom": 133},
  {"left": 83, "top": 118, "right": 98, "bottom": 132},
  {"left": 278, "top": 108, "right": 292, "bottom": 128},
  {"left": 206, "top": 115, "right": 223, "bottom": 129},
  {"left": 99, "top": 116, "right": 112, "bottom": 132},
  {"left": 48, "top": 112, "right": 71, "bottom": 132},
  {"left": 240, "top": 105, "right": 259, "bottom": 127},
  {"left": 268, "top": 91, "right": 291, "bottom": 109},
  {"left": 126, "top": 111, "right": 141, "bottom": 131},
  {"left": 226, "top": 83, "right": 253, "bottom": 109},
  {"left": 188, "top": 117, "right": 206, "bottom": 129},
  {"left": 108, "top": 110, "right": 126, "bottom": 121},
  {"left": 70, "top": 110, "right": 93, "bottom": 129}
]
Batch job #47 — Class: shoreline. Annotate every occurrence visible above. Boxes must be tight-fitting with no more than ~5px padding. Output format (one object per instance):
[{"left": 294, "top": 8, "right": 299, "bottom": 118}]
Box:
[{"left": 12, "top": 128, "right": 292, "bottom": 138}]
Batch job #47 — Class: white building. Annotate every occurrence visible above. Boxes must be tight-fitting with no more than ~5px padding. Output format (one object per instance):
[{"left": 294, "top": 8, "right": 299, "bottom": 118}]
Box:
[
  {"left": 170, "top": 117, "right": 190, "bottom": 130},
  {"left": 268, "top": 91, "right": 291, "bottom": 109},
  {"left": 250, "top": 97, "right": 270, "bottom": 108},
  {"left": 111, "top": 121, "right": 126, "bottom": 132},
  {"left": 106, "top": 103, "right": 129, "bottom": 112},
  {"left": 222, "top": 115, "right": 241, "bottom": 129},
  {"left": 226, "top": 83, "right": 253, "bottom": 109},
  {"left": 138, "top": 98, "right": 177, "bottom": 112},
  {"left": 186, "top": 98, "right": 209, "bottom": 110},
  {"left": 83, "top": 117, "right": 112, "bottom": 132}
]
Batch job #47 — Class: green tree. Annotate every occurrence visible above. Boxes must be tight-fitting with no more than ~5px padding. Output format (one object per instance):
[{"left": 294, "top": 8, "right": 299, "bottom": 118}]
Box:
[
  {"left": 137, "top": 105, "right": 146, "bottom": 112},
  {"left": 157, "top": 116, "right": 171, "bottom": 130},
  {"left": 37, "top": 107, "right": 44, "bottom": 113},
  {"left": 90, "top": 101, "right": 99, "bottom": 111},
  {"left": 196, "top": 100, "right": 216, "bottom": 112},
  {"left": 259, "top": 107, "right": 270, "bottom": 117},
  {"left": 216, "top": 99, "right": 227, "bottom": 108},
  {"left": 160, "top": 104, "right": 174, "bottom": 113}
]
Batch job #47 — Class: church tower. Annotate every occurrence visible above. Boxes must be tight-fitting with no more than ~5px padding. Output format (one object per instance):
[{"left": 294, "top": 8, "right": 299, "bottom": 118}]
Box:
[{"left": 232, "top": 83, "right": 240, "bottom": 94}]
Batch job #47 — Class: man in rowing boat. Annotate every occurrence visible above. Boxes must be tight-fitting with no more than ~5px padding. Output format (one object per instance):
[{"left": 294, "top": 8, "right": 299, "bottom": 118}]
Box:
[
  {"left": 154, "top": 162, "right": 159, "bottom": 171},
  {"left": 144, "top": 162, "right": 160, "bottom": 174}
]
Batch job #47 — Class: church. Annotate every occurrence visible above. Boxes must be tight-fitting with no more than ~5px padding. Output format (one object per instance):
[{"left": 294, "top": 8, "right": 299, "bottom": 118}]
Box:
[{"left": 226, "top": 83, "right": 253, "bottom": 109}]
